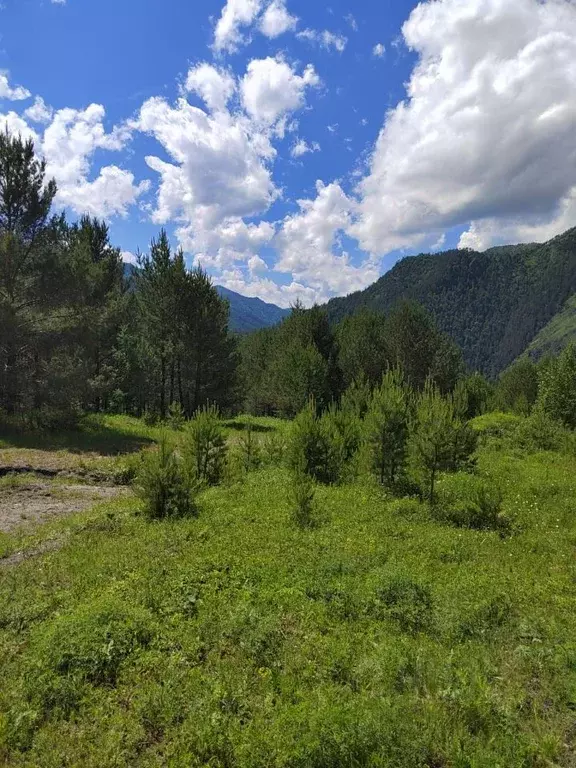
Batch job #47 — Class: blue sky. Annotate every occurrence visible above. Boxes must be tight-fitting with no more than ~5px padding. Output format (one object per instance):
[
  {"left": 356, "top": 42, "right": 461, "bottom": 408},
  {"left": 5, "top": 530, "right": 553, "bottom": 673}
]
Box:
[{"left": 1, "top": 0, "right": 576, "bottom": 306}]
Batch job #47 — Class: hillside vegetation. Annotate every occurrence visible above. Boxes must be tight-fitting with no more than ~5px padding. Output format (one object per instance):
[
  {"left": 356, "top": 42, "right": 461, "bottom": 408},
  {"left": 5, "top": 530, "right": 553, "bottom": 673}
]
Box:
[
  {"left": 326, "top": 228, "right": 576, "bottom": 377},
  {"left": 1, "top": 412, "right": 576, "bottom": 767},
  {"left": 216, "top": 287, "right": 290, "bottom": 333}
]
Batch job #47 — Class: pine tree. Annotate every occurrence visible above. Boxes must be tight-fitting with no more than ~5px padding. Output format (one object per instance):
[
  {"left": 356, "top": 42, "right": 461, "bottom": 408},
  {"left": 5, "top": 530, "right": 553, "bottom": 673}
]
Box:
[
  {"left": 365, "top": 369, "right": 410, "bottom": 487},
  {"left": 537, "top": 343, "right": 576, "bottom": 428},
  {"left": 0, "top": 131, "right": 57, "bottom": 415},
  {"left": 409, "top": 382, "right": 458, "bottom": 502}
]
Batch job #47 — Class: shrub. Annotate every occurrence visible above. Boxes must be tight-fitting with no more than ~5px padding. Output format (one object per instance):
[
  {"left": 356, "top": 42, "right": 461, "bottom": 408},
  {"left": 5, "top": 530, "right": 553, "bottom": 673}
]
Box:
[
  {"left": 21, "top": 596, "right": 155, "bottom": 726},
  {"left": 288, "top": 401, "right": 339, "bottom": 484},
  {"left": 136, "top": 435, "right": 198, "bottom": 519},
  {"left": 29, "top": 595, "right": 154, "bottom": 688},
  {"left": 321, "top": 403, "right": 362, "bottom": 480},
  {"left": 261, "top": 431, "right": 288, "bottom": 467},
  {"left": 458, "top": 594, "right": 515, "bottom": 640},
  {"left": 365, "top": 369, "right": 410, "bottom": 488},
  {"left": 388, "top": 497, "right": 426, "bottom": 518},
  {"left": 237, "top": 419, "right": 262, "bottom": 474},
  {"left": 409, "top": 382, "right": 476, "bottom": 504},
  {"left": 470, "top": 411, "right": 523, "bottom": 440},
  {"left": 290, "top": 460, "right": 317, "bottom": 529},
  {"left": 185, "top": 405, "right": 227, "bottom": 486},
  {"left": 435, "top": 473, "right": 508, "bottom": 533},
  {"left": 167, "top": 401, "right": 186, "bottom": 431},
  {"left": 513, "top": 408, "right": 569, "bottom": 452},
  {"left": 371, "top": 577, "right": 434, "bottom": 634},
  {"left": 537, "top": 343, "right": 576, "bottom": 428},
  {"left": 340, "top": 375, "right": 372, "bottom": 418}
]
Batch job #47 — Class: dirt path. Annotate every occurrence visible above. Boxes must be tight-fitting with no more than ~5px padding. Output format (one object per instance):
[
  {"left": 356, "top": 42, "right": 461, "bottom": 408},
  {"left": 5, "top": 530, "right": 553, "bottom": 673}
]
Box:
[{"left": 0, "top": 482, "right": 131, "bottom": 534}]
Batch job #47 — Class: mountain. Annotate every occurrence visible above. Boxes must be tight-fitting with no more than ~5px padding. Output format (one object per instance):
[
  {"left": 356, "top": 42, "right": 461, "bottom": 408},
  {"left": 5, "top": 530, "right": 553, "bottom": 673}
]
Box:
[
  {"left": 523, "top": 294, "right": 576, "bottom": 361},
  {"left": 216, "top": 286, "right": 290, "bottom": 333},
  {"left": 325, "top": 227, "right": 576, "bottom": 377},
  {"left": 122, "top": 265, "right": 288, "bottom": 333}
]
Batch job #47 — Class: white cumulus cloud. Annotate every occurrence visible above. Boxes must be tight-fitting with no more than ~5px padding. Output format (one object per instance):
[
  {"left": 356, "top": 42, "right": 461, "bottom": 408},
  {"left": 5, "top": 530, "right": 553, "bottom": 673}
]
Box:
[
  {"left": 24, "top": 97, "right": 53, "bottom": 124},
  {"left": 290, "top": 138, "right": 320, "bottom": 158},
  {"left": 184, "top": 63, "right": 236, "bottom": 113},
  {"left": 213, "top": 0, "right": 264, "bottom": 53},
  {"left": 373, "top": 43, "right": 386, "bottom": 58},
  {"left": 138, "top": 93, "right": 277, "bottom": 233},
  {"left": 276, "top": 181, "right": 379, "bottom": 301},
  {"left": 297, "top": 28, "right": 347, "bottom": 53},
  {"left": 259, "top": 0, "right": 297, "bottom": 38},
  {"left": 42, "top": 104, "right": 145, "bottom": 217},
  {"left": 354, "top": 0, "right": 576, "bottom": 254},
  {"left": 240, "top": 57, "right": 319, "bottom": 127},
  {"left": 0, "top": 73, "right": 31, "bottom": 101}
]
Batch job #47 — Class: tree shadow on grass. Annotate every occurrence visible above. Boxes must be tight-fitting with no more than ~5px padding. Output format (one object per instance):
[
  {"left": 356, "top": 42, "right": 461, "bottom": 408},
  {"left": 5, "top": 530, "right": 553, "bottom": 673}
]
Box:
[
  {"left": 223, "top": 418, "right": 276, "bottom": 434},
  {"left": 0, "top": 419, "right": 154, "bottom": 456}
]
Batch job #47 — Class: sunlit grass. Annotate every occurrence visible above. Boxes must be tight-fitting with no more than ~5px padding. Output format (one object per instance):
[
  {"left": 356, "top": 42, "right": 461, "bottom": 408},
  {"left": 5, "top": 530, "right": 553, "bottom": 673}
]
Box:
[{"left": 1, "top": 419, "right": 576, "bottom": 765}]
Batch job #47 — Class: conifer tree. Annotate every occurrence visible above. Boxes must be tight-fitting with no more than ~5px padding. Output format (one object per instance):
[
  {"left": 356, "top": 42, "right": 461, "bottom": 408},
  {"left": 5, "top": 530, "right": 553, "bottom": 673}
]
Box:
[
  {"left": 365, "top": 369, "right": 410, "bottom": 487},
  {"left": 409, "top": 382, "right": 459, "bottom": 502},
  {"left": 537, "top": 343, "right": 576, "bottom": 428},
  {"left": 0, "top": 131, "right": 57, "bottom": 414}
]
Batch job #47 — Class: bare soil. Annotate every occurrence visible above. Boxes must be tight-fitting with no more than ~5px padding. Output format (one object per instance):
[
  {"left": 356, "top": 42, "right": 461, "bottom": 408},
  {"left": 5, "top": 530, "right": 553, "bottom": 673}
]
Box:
[{"left": 0, "top": 482, "right": 130, "bottom": 534}]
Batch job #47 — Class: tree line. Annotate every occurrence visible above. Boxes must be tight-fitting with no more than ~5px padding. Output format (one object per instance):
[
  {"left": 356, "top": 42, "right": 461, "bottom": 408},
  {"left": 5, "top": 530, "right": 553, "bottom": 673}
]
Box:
[
  {"left": 4, "top": 129, "right": 576, "bottom": 434},
  {"left": 0, "top": 131, "right": 236, "bottom": 427}
]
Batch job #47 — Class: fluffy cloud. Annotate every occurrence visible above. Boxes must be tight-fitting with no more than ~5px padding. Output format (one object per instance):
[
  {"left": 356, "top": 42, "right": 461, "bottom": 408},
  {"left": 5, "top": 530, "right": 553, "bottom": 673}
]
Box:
[
  {"left": 259, "top": 0, "right": 297, "bottom": 38},
  {"left": 42, "top": 104, "right": 146, "bottom": 217},
  {"left": 290, "top": 138, "right": 320, "bottom": 158},
  {"left": 184, "top": 63, "right": 236, "bottom": 112},
  {"left": 218, "top": 269, "right": 318, "bottom": 307},
  {"left": 0, "top": 111, "right": 38, "bottom": 142},
  {"left": 354, "top": 0, "right": 576, "bottom": 254},
  {"left": 373, "top": 43, "right": 386, "bottom": 58},
  {"left": 213, "top": 0, "right": 264, "bottom": 53},
  {"left": 180, "top": 217, "right": 275, "bottom": 271},
  {"left": 297, "top": 28, "right": 347, "bottom": 53},
  {"left": 240, "top": 57, "right": 319, "bottom": 126},
  {"left": 121, "top": 250, "right": 138, "bottom": 265},
  {"left": 138, "top": 90, "right": 277, "bottom": 232},
  {"left": 276, "top": 181, "right": 379, "bottom": 301},
  {"left": 24, "top": 97, "right": 53, "bottom": 124},
  {"left": 0, "top": 73, "right": 31, "bottom": 101}
]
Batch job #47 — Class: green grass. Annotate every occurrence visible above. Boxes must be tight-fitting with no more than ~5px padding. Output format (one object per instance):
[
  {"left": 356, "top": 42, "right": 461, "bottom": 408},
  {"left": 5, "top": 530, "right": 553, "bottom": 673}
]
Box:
[{"left": 1, "top": 420, "right": 576, "bottom": 765}]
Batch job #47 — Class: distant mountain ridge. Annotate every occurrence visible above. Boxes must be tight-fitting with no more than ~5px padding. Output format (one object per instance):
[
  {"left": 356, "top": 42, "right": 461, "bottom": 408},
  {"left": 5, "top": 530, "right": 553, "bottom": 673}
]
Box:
[
  {"left": 216, "top": 286, "right": 290, "bottom": 333},
  {"left": 324, "top": 227, "right": 576, "bottom": 377},
  {"left": 122, "top": 265, "right": 289, "bottom": 333}
]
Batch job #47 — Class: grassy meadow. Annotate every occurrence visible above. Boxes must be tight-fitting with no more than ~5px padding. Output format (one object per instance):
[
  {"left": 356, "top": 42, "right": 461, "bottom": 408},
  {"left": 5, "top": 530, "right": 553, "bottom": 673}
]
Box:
[{"left": 1, "top": 413, "right": 576, "bottom": 766}]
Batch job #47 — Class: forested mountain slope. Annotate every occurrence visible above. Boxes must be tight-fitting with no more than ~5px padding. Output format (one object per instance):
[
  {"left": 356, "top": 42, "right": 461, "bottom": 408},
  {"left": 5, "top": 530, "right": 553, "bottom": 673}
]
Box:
[
  {"left": 124, "top": 266, "right": 289, "bottom": 333},
  {"left": 523, "top": 293, "right": 576, "bottom": 361},
  {"left": 325, "top": 227, "right": 576, "bottom": 376},
  {"left": 216, "top": 286, "right": 290, "bottom": 333}
]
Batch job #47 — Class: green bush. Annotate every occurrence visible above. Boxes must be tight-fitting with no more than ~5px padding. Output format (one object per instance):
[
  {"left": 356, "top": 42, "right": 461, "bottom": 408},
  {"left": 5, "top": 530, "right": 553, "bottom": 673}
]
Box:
[
  {"left": 365, "top": 369, "right": 410, "bottom": 489},
  {"left": 370, "top": 577, "right": 434, "bottom": 634},
  {"left": 237, "top": 419, "right": 262, "bottom": 474},
  {"left": 19, "top": 596, "right": 155, "bottom": 728},
  {"left": 470, "top": 411, "right": 523, "bottom": 439},
  {"left": 136, "top": 435, "right": 198, "bottom": 519},
  {"left": 260, "top": 430, "right": 288, "bottom": 467},
  {"left": 435, "top": 473, "right": 508, "bottom": 533},
  {"left": 185, "top": 405, "right": 227, "bottom": 486},
  {"left": 166, "top": 401, "right": 186, "bottom": 431},
  {"left": 458, "top": 594, "right": 515, "bottom": 640},
  {"left": 290, "top": 463, "right": 317, "bottom": 529},
  {"left": 288, "top": 401, "right": 339, "bottom": 484},
  {"left": 29, "top": 595, "right": 154, "bottom": 687},
  {"left": 321, "top": 403, "right": 362, "bottom": 480},
  {"left": 513, "top": 409, "right": 570, "bottom": 452}
]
